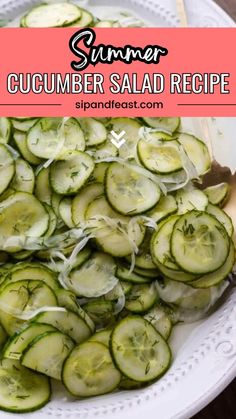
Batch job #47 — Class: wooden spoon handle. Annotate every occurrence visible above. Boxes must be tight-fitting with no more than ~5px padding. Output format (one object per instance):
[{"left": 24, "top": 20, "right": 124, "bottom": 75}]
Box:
[{"left": 176, "top": 0, "right": 188, "bottom": 27}]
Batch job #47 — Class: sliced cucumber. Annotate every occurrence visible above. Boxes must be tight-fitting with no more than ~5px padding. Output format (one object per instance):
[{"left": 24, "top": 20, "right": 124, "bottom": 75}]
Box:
[
  {"left": 171, "top": 211, "right": 229, "bottom": 274},
  {"left": 111, "top": 316, "right": 171, "bottom": 382},
  {"left": 22, "top": 331, "right": 74, "bottom": 380},
  {"left": 144, "top": 305, "right": 172, "bottom": 340},
  {"left": 10, "top": 158, "right": 35, "bottom": 193},
  {"left": 83, "top": 299, "right": 116, "bottom": 328},
  {"left": 116, "top": 264, "right": 152, "bottom": 284},
  {"left": 27, "top": 118, "right": 85, "bottom": 159},
  {"left": 142, "top": 117, "right": 180, "bottom": 134},
  {"left": 24, "top": 3, "right": 81, "bottom": 28},
  {"left": 35, "top": 167, "right": 52, "bottom": 205},
  {"left": 94, "top": 20, "right": 115, "bottom": 27},
  {"left": 177, "top": 133, "right": 211, "bottom": 176},
  {"left": 88, "top": 328, "right": 112, "bottom": 347},
  {"left": 133, "top": 266, "right": 159, "bottom": 278},
  {"left": 0, "top": 144, "right": 15, "bottom": 195},
  {"left": 0, "top": 192, "right": 49, "bottom": 252},
  {"left": 0, "top": 118, "right": 12, "bottom": 144},
  {"left": 91, "top": 162, "right": 110, "bottom": 183},
  {"left": 13, "top": 131, "right": 41, "bottom": 165},
  {"left": 106, "top": 162, "right": 161, "bottom": 215},
  {"left": 0, "top": 280, "right": 58, "bottom": 335},
  {"left": 86, "top": 196, "right": 145, "bottom": 257},
  {"left": 138, "top": 138, "right": 183, "bottom": 174},
  {"left": 50, "top": 151, "right": 94, "bottom": 195},
  {"left": 44, "top": 204, "right": 57, "bottom": 238},
  {"left": 125, "top": 283, "right": 158, "bottom": 313},
  {"left": 91, "top": 141, "right": 118, "bottom": 160},
  {"left": 47, "top": 246, "right": 91, "bottom": 273},
  {"left": 62, "top": 341, "right": 121, "bottom": 397},
  {"left": 3, "top": 323, "right": 56, "bottom": 360},
  {"left": 51, "top": 192, "right": 62, "bottom": 217},
  {"left": 0, "top": 359, "right": 50, "bottom": 413},
  {"left": 126, "top": 228, "right": 156, "bottom": 270},
  {"left": 190, "top": 240, "right": 235, "bottom": 288},
  {"left": 206, "top": 203, "right": 234, "bottom": 237},
  {"left": 108, "top": 118, "right": 142, "bottom": 159},
  {"left": 56, "top": 288, "right": 95, "bottom": 333},
  {"left": 152, "top": 259, "right": 199, "bottom": 283},
  {"left": 35, "top": 309, "right": 91, "bottom": 344},
  {"left": 147, "top": 195, "right": 177, "bottom": 223},
  {"left": 72, "top": 182, "right": 103, "bottom": 226},
  {"left": 204, "top": 183, "right": 230, "bottom": 207},
  {"left": 151, "top": 215, "right": 180, "bottom": 270},
  {"left": 78, "top": 118, "right": 107, "bottom": 147},
  {"left": 4, "top": 264, "right": 59, "bottom": 291},
  {"left": 66, "top": 252, "right": 117, "bottom": 298},
  {"left": 68, "top": 8, "right": 94, "bottom": 27},
  {"left": 11, "top": 117, "right": 38, "bottom": 132},
  {"left": 176, "top": 188, "right": 208, "bottom": 214},
  {"left": 59, "top": 197, "right": 74, "bottom": 228}
]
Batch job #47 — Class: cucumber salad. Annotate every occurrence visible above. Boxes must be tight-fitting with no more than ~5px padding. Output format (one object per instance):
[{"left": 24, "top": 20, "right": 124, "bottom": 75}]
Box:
[
  {"left": 7, "top": 1, "right": 146, "bottom": 28},
  {"left": 0, "top": 115, "right": 234, "bottom": 412}
]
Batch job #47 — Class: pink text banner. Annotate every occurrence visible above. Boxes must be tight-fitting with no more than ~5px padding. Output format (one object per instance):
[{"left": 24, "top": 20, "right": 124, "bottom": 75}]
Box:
[{"left": 0, "top": 28, "right": 235, "bottom": 116}]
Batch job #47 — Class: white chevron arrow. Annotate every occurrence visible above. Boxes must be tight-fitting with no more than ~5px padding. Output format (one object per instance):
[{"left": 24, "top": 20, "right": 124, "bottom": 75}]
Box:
[{"left": 110, "top": 130, "right": 126, "bottom": 149}]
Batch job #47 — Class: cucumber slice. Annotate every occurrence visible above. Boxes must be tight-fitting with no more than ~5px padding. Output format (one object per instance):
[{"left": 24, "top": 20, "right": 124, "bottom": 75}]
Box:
[
  {"left": 62, "top": 341, "right": 121, "bottom": 397},
  {"left": 133, "top": 266, "right": 159, "bottom": 278},
  {"left": 88, "top": 328, "right": 112, "bottom": 347},
  {"left": 44, "top": 204, "right": 57, "bottom": 238},
  {"left": 13, "top": 131, "right": 41, "bottom": 165},
  {"left": 22, "top": 331, "right": 74, "bottom": 380},
  {"left": 206, "top": 203, "right": 234, "bottom": 237},
  {"left": 106, "top": 162, "right": 161, "bottom": 215},
  {"left": 138, "top": 138, "right": 183, "bottom": 174},
  {"left": 204, "top": 183, "right": 230, "bottom": 207},
  {"left": 142, "top": 117, "right": 180, "bottom": 133},
  {"left": 4, "top": 264, "right": 59, "bottom": 291},
  {"left": 59, "top": 197, "right": 74, "bottom": 228},
  {"left": 0, "top": 324, "right": 7, "bottom": 349},
  {"left": 125, "top": 283, "right": 158, "bottom": 313},
  {"left": 66, "top": 252, "right": 117, "bottom": 298},
  {"left": 11, "top": 117, "right": 38, "bottom": 132},
  {"left": 72, "top": 182, "right": 104, "bottom": 226},
  {"left": 126, "top": 228, "right": 156, "bottom": 270},
  {"left": 86, "top": 196, "right": 145, "bottom": 257},
  {"left": 0, "top": 280, "right": 57, "bottom": 335},
  {"left": 0, "top": 359, "right": 50, "bottom": 413},
  {"left": 108, "top": 118, "right": 142, "bottom": 159},
  {"left": 27, "top": 118, "right": 85, "bottom": 159},
  {"left": 147, "top": 195, "right": 177, "bottom": 223},
  {"left": 144, "top": 305, "right": 172, "bottom": 340},
  {"left": 153, "top": 259, "right": 199, "bottom": 283},
  {"left": 177, "top": 133, "right": 211, "bottom": 176},
  {"left": 116, "top": 264, "right": 152, "bottom": 284},
  {"left": 111, "top": 316, "right": 171, "bottom": 382},
  {"left": 176, "top": 188, "right": 208, "bottom": 214},
  {"left": 35, "top": 309, "right": 91, "bottom": 344},
  {"left": 91, "top": 162, "right": 110, "bottom": 183},
  {"left": 50, "top": 151, "right": 94, "bottom": 195},
  {"left": 119, "top": 376, "right": 147, "bottom": 390},
  {"left": 51, "top": 192, "right": 62, "bottom": 217},
  {"left": 151, "top": 215, "right": 180, "bottom": 270},
  {"left": 78, "top": 118, "right": 107, "bottom": 147},
  {"left": 10, "top": 158, "right": 35, "bottom": 193},
  {"left": 91, "top": 141, "right": 118, "bottom": 160},
  {"left": 171, "top": 211, "right": 230, "bottom": 274},
  {"left": 69, "top": 8, "right": 94, "bottom": 27},
  {"left": 3, "top": 323, "right": 56, "bottom": 360},
  {"left": 0, "top": 144, "right": 15, "bottom": 195},
  {"left": 24, "top": 3, "right": 81, "bottom": 28},
  {"left": 83, "top": 299, "right": 116, "bottom": 328},
  {"left": 35, "top": 167, "right": 52, "bottom": 205},
  {"left": 0, "top": 118, "right": 12, "bottom": 144},
  {"left": 190, "top": 240, "right": 235, "bottom": 288},
  {"left": 0, "top": 192, "right": 49, "bottom": 252}
]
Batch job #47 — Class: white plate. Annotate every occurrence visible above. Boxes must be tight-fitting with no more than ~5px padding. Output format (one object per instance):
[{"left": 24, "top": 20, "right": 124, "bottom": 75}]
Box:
[
  {"left": 0, "top": 0, "right": 235, "bottom": 27},
  {"left": 0, "top": 1, "right": 236, "bottom": 419}
]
